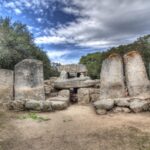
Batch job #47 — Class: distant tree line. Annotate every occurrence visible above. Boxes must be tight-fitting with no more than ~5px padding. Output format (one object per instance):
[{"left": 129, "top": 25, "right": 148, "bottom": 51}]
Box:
[
  {"left": 80, "top": 35, "right": 150, "bottom": 79},
  {"left": 0, "top": 17, "right": 58, "bottom": 79}
]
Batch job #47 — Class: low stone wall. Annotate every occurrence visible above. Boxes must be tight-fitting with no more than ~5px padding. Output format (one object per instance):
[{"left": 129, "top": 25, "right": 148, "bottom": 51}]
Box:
[{"left": 93, "top": 95, "right": 150, "bottom": 115}]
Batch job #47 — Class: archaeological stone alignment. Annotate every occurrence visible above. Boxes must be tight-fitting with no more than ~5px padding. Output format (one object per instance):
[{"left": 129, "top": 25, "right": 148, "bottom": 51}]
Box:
[
  {"left": 1, "top": 50, "right": 150, "bottom": 114},
  {"left": 94, "top": 51, "right": 150, "bottom": 115},
  {"left": 1, "top": 59, "right": 99, "bottom": 111}
]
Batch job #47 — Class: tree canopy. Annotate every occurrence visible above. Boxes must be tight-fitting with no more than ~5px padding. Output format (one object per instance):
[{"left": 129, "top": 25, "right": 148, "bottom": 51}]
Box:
[
  {"left": 80, "top": 35, "right": 150, "bottom": 79},
  {"left": 0, "top": 17, "right": 55, "bottom": 79}
]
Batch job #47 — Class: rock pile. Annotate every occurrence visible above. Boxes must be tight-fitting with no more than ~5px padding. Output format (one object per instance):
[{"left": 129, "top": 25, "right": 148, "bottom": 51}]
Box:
[{"left": 94, "top": 51, "right": 150, "bottom": 115}]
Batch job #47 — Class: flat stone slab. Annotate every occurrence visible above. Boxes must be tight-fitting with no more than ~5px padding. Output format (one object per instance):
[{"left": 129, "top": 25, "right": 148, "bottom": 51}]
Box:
[
  {"left": 51, "top": 101, "right": 68, "bottom": 110},
  {"left": 54, "top": 77, "right": 100, "bottom": 89},
  {"left": 47, "top": 96, "right": 69, "bottom": 103}
]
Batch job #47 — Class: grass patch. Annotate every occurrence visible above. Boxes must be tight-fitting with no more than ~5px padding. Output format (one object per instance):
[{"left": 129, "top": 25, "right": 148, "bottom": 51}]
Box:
[{"left": 18, "top": 112, "right": 51, "bottom": 122}]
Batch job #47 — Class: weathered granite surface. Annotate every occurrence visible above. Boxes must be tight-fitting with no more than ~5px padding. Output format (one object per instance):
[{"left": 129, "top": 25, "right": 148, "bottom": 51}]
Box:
[
  {"left": 124, "top": 51, "right": 150, "bottom": 96},
  {"left": 0, "top": 69, "right": 14, "bottom": 104},
  {"left": 57, "top": 64, "right": 87, "bottom": 73},
  {"left": 100, "top": 53, "right": 126, "bottom": 99},
  {"left": 14, "top": 59, "right": 45, "bottom": 101},
  {"left": 54, "top": 77, "right": 99, "bottom": 89}
]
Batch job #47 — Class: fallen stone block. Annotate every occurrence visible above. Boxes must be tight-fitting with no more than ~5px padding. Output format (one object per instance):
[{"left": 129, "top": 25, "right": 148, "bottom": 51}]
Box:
[
  {"left": 51, "top": 101, "right": 68, "bottom": 110},
  {"left": 113, "top": 107, "right": 131, "bottom": 113},
  {"left": 129, "top": 99, "right": 150, "bottom": 113},
  {"left": 41, "top": 101, "right": 52, "bottom": 112},
  {"left": 25, "top": 100, "right": 41, "bottom": 111},
  {"left": 93, "top": 99, "right": 114, "bottom": 110},
  {"left": 47, "top": 96, "right": 69, "bottom": 104},
  {"left": 6, "top": 100, "right": 26, "bottom": 111},
  {"left": 58, "top": 90, "right": 70, "bottom": 98},
  {"left": 95, "top": 109, "right": 107, "bottom": 115},
  {"left": 114, "top": 97, "right": 131, "bottom": 107},
  {"left": 78, "top": 88, "right": 90, "bottom": 105}
]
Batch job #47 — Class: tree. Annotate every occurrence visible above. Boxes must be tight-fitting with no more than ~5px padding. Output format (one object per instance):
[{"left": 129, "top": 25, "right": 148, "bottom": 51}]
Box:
[
  {"left": 0, "top": 17, "right": 52, "bottom": 79},
  {"left": 80, "top": 35, "right": 150, "bottom": 79}
]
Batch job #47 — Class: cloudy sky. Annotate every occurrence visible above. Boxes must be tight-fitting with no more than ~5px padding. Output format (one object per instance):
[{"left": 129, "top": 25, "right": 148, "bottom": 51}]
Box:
[{"left": 0, "top": 0, "right": 150, "bottom": 64}]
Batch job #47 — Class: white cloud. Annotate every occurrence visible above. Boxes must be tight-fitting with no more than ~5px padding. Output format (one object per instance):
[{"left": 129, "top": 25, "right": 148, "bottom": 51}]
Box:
[
  {"left": 35, "top": 36, "right": 67, "bottom": 44},
  {"left": 36, "top": 18, "right": 42, "bottom": 23},
  {"left": 14, "top": 8, "right": 22, "bottom": 14},
  {"left": 35, "top": 0, "right": 150, "bottom": 49},
  {"left": 46, "top": 50, "right": 78, "bottom": 64}
]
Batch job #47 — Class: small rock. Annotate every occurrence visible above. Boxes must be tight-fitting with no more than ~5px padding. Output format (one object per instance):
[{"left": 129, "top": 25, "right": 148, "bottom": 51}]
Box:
[
  {"left": 51, "top": 101, "right": 68, "bottom": 110},
  {"left": 93, "top": 99, "right": 114, "bottom": 110},
  {"left": 113, "top": 107, "right": 131, "bottom": 113},
  {"left": 42, "top": 101, "right": 52, "bottom": 112},
  {"left": 25, "top": 100, "right": 41, "bottom": 111},
  {"left": 58, "top": 90, "right": 70, "bottom": 98},
  {"left": 115, "top": 98, "right": 131, "bottom": 107},
  {"left": 129, "top": 99, "right": 149, "bottom": 113},
  {"left": 96, "top": 109, "right": 107, "bottom": 115}
]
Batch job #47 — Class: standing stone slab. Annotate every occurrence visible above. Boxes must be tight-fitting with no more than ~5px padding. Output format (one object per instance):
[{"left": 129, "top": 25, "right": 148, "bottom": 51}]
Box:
[
  {"left": 124, "top": 51, "right": 150, "bottom": 96},
  {"left": 100, "top": 53, "right": 126, "bottom": 99},
  {"left": 15, "top": 59, "right": 45, "bottom": 101},
  {"left": 0, "top": 69, "right": 13, "bottom": 104}
]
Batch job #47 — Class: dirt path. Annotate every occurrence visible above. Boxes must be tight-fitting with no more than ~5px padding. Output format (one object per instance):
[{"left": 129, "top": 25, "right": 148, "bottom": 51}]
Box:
[{"left": 0, "top": 105, "right": 150, "bottom": 150}]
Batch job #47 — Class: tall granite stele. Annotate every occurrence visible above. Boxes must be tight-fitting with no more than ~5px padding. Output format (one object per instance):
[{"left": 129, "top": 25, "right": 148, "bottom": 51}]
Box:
[
  {"left": 0, "top": 69, "right": 14, "bottom": 104},
  {"left": 14, "top": 59, "right": 45, "bottom": 101},
  {"left": 124, "top": 51, "right": 150, "bottom": 96},
  {"left": 100, "top": 53, "right": 126, "bottom": 99}
]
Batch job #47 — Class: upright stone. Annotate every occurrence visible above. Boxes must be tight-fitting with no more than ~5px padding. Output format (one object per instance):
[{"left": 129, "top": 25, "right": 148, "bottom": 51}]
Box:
[
  {"left": 124, "top": 51, "right": 150, "bottom": 96},
  {"left": 15, "top": 59, "right": 45, "bottom": 101},
  {"left": 100, "top": 53, "right": 126, "bottom": 99},
  {"left": 0, "top": 69, "right": 13, "bottom": 104}
]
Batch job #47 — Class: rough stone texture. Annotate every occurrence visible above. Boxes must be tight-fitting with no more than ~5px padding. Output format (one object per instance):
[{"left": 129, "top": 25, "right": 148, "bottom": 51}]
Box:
[
  {"left": 113, "top": 107, "right": 131, "bottom": 113},
  {"left": 95, "top": 109, "right": 107, "bottom": 115},
  {"left": 124, "top": 51, "right": 150, "bottom": 96},
  {"left": 41, "top": 101, "right": 52, "bottom": 111},
  {"left": 51, "top": 101, "right": 68, "bottom": 110},
  {"left": 58, "top": 90, "right": 70, "bottom": 98},
  {"left": 114, "top": 97, "right": 131, "bottom": 107},
  {"left": 54, "top": 77, "right": 100, "bottom": 89},
  {"left": 59, "top": 71, "right": 68, "bottom": 80},
  {"left": 89, "top": 88, "right": 100, "bottom": 102},
  {"left": 44, "top": 77, "right": 58, "bottom": 98},
  {"left": 93, "top": 99, "right": 114, "bottom": 110},
  {"left": 129, "top": 99, "right": 150, "bottom": 113},
  {"left": 0, "top": 69, "right": 14, "bottom": 104},
  {"left": 25, "top": 100, "right": 41, "bottom": 111},
  {"left": 57, "top": 64, "right": 87, "bottom": 73},
  {"left": 6, "top": 100, "right": 26, "bottom": 111},
  {"left": 78, "top": 88, "right": 90, "bottom": 105},
  {"left": 14, "top": 59, "right": 45, "bottom": 101},
  {"left": 47, "top": 96, "right": 69, "bottom": 104},
  {"left": 100, "top": 53, "right": 126, "bottom": 99}
]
